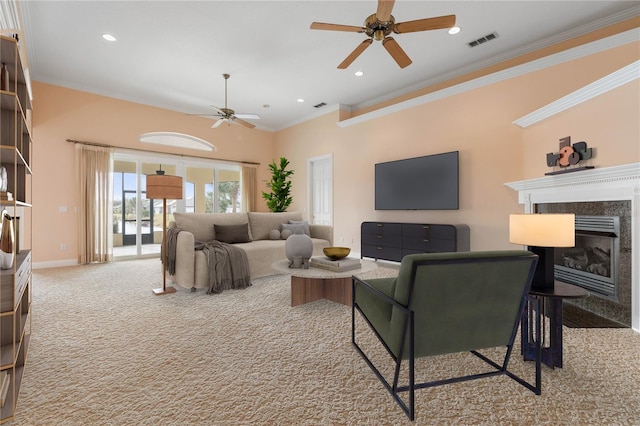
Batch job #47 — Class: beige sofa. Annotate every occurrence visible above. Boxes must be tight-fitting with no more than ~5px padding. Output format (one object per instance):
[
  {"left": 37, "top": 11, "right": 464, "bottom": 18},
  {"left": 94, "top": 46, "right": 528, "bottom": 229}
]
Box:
[{"left": 168, "top": 211, "right": 333, "bottom": 290}]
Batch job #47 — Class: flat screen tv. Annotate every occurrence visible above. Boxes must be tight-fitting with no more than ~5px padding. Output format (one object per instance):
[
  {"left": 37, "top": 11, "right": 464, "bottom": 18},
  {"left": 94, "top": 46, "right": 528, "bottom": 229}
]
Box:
[{"left": 375, "top": 151, "right": 459, "bottom": 210}]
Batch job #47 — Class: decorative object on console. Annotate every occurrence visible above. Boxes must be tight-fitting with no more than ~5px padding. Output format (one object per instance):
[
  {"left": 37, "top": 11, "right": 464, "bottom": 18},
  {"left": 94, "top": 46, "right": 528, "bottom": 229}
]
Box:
[
  {"left": 285, "top": 233, "right": 313, "bottom": 265},
  {"left": 545, "top": 136, "right": 594, "bottom": 176},
  {"left": 0, "top": 209, "right": 15, "bottom": 269},
  {"left": 323, "top": 246, "right": 350, "bottom": 260},
  {"left": 146, "top": 170, "right": 183, "bottom": 295},
  {"left": 509, "top": 213, "right": 575, "bottom": 290}
]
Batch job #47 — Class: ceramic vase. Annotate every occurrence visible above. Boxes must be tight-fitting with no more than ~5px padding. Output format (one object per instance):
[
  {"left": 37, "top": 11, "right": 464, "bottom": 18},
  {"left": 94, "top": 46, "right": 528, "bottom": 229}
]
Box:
[
  {"left": 0, "top": 210, "right": 14, "bottom": 269},
  {"left": 0, "top": 167, "right": 7, "bottom": 193},
  {"left": 285, "top": 233, "right": 313, "bottom": 262}
]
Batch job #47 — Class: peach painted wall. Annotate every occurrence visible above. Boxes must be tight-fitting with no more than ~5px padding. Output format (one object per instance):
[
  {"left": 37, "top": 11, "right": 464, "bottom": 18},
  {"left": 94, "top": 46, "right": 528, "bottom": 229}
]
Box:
[
  {"left": 274, "top": 41, "right": 640, "bottom": 254},
  {"left": 30, "top": 40, "right": 639, "bottom": 265},
  {"left": 521, "top": 78, "right": 640, "bottom": 178},
  {"left": 31, "top": 82, "right": 275, "bottom": 264}
]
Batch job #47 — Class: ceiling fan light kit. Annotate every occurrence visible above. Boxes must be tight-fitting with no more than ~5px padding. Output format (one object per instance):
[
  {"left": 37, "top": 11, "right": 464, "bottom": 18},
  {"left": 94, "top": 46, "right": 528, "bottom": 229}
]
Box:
[{"left": 311, "top": 0, "right": 456, "bottom": 69}]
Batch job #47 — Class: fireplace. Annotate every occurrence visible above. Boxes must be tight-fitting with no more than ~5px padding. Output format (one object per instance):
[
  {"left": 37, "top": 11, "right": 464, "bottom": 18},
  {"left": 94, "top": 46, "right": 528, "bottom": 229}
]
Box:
[
  {"left": 554, "top": 215, "right": 619, "bottom": 301},
  {"left": 505, "top": 163, "right": 640, "bottom": 332}
]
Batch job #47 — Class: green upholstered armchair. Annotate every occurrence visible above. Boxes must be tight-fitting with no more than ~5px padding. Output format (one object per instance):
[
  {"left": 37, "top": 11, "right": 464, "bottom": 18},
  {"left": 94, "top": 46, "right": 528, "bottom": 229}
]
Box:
[{"left": 352, "top": 250, "right": 540, "bottom": 421}]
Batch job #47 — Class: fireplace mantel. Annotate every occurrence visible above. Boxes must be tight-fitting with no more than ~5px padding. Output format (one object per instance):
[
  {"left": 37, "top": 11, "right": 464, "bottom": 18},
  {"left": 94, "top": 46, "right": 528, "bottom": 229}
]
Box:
[{"left": 505, "top": 162, "right": 640, "bottom": 333}]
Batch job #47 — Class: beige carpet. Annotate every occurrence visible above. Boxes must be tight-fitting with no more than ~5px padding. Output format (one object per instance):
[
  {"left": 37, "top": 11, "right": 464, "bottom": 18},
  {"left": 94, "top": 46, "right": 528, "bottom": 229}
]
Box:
[{"left": 13, "top": 258, "right": 640, "bottom": 425}]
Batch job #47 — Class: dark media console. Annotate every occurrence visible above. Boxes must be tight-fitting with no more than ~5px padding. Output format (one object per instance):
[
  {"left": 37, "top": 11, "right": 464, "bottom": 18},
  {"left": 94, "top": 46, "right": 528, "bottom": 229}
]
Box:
[{"left": 361, "top": 222, "right": 470, "bottom": 262}]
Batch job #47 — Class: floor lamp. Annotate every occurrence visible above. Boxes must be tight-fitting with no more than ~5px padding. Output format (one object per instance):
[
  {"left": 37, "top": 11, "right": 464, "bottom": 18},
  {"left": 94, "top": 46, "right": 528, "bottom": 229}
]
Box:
[
  {"left": 146, "top": 171, "right": 183, "bottom": 295},
  {"left": 509, "top": 213, "right": 575, "bottom": 291}
]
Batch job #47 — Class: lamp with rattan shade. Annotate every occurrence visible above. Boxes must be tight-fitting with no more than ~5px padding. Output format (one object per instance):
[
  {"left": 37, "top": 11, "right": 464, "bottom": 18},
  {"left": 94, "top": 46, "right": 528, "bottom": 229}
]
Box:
[
  {"left": 146, "top": 174, "right": 183, "bottom": 295},
  {"left": 509, "top": 214, "right": 575, "bottom": 291}
]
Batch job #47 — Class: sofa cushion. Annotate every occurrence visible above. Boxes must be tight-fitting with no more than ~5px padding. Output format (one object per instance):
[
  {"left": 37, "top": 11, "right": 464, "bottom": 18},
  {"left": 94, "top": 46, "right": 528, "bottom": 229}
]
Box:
[
  {"left": 281, "top": 222, "right": 308, "bottom": 235},
  {"left": 288, "top": 220, "right": 310, "bottom": 236},
  {"left": 269, "top": 230, "right": 281, "bottom": 240},
  {"left": 214, "top": 223, "right": 252, "bottom": 244},
  {"left": 281, "top": 229, "right": 292, "bottom": 239},
  {"left": 248, "top": 211, "right": 303, "bottom": 240},
  {"left": 174, "top": 212, "right": 250, "bottom": 243}
]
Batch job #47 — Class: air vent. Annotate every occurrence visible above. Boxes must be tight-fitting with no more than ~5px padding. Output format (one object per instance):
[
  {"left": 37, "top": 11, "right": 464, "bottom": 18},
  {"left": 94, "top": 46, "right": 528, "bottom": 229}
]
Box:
[
  {"left": 313, "top": 102, "right": 327, "bottom": 109},
  {"left": 467, "top": 32, "right": 499, "bottom": 47}
]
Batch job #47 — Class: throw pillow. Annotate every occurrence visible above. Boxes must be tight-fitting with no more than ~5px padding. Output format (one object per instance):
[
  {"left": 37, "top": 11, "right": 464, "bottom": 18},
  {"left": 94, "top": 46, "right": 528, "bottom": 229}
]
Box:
[
  {"left": 281, "top": 222, "right": 307, "bottom": 236},
  {"left": 214, "top": 223, "right": 252, "bottom": 244},
  {"left": 269, "top": 229, "right": 281, "bottom": 240},
  {"left": 288, "top": 220, "right": 310, "bottom": 236},
  {"left": 280, "top": 229, "right": 293, "bottom": 240}
]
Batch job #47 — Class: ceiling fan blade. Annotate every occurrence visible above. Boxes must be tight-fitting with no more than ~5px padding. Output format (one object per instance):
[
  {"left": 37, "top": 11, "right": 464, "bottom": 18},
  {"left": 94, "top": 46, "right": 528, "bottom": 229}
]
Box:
[
  {"left": 235, "top": 113, "right": 260, "bottom": 120},
  {"left": 310, "top": 22, "right": 365, "bottom": 33},
  {"left": 393, "top": 14, "right": 456, "bottom": 34},
  {"left": 234, "top": 118, "right": 256, "bottom": 129},
  {"left": 337, "top": 39, "right": 373, "bottom": 69},
  {"left": 211, "top": 119, "right": 225, "bottom": 128},
  {"left": 376, "top": 0, "right": 395, "bottom": 22},
  {"left": 382, "top": 37, "right": 412, "bottom": 68},
  {"left": 210, "top": 105, "right": 225, "bottom": 114}
]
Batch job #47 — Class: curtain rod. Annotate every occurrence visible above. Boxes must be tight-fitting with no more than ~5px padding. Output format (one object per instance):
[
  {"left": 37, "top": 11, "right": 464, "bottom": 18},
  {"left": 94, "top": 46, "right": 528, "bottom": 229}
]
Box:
[{"left": 65, "top": 139, "right": 260, "bottom": 166}]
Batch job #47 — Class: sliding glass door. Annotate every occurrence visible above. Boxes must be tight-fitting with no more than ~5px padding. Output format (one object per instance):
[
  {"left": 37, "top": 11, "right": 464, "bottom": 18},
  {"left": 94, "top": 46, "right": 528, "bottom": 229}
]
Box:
[{"left": 112, "top": 152, "right": 242, "bottom": 259}]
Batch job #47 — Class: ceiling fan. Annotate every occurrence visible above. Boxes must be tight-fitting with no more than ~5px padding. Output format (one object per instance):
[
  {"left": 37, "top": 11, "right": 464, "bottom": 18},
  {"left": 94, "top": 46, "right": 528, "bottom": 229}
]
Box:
[
  {"left": 199, "top": 73, "right": 260, "bottom": 129},
  {"left": 310, "top": 0, "right": 456, "bottom": 69}
]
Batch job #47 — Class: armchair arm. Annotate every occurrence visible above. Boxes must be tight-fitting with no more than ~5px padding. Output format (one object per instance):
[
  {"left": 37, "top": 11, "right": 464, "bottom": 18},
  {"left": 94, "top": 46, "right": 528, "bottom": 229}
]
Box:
[
  {"left": 309, "top": 224, "right": 333, "bottom": 246},
  {"left": 352, "top": 275, "right": 409, "bottom": 360},
  {"left": 352, "top": 276, "right": 402, "bottom": 309}
]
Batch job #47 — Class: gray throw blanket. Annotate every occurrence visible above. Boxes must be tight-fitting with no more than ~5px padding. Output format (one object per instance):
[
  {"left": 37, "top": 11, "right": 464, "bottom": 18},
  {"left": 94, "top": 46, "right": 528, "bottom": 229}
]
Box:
[
  {"left": 164, "top": 227, "right": 251, "bottom": 294},
  {"left": 195, "top": 240, "right": 252, "bottom": 294}
]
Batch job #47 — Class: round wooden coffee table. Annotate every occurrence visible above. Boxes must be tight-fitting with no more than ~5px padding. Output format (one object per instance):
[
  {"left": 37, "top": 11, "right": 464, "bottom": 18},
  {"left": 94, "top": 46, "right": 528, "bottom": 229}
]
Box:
[{"left": 272, "top": 258, "right": 377, "bottom": 307}]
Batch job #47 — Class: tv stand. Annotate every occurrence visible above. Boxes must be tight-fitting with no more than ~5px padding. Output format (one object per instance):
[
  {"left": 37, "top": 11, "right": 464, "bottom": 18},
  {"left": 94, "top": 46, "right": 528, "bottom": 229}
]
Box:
[{"left": 361, "top": 222, "right": 470, "bottom": 262}]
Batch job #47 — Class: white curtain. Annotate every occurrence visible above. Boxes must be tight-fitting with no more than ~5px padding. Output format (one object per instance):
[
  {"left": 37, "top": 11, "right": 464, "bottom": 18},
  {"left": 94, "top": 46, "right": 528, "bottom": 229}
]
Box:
[
  {"left": 76, "top": 144, "right": 113, "bottom": 264},
  {"left": 241, "top": 164, "right": 257, "bottom": 212}
]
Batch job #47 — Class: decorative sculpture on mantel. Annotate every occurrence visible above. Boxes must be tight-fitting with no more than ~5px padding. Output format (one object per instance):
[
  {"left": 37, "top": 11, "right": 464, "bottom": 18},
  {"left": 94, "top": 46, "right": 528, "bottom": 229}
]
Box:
[{"left": 545, "top": 136, "right": 594, "bottom": 176}]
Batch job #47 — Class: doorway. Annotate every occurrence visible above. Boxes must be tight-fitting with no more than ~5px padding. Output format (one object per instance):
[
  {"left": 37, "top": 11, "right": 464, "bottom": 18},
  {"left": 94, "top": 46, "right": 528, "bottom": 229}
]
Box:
[{"left": 308, "top": 154, "right": 333, "bottom": 225}]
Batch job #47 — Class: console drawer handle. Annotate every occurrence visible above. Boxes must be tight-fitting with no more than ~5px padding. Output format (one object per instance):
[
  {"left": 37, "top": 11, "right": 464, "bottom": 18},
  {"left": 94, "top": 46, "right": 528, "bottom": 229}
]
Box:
[{"left": 423, "top": 239, "right": 430, "bottom": 243}]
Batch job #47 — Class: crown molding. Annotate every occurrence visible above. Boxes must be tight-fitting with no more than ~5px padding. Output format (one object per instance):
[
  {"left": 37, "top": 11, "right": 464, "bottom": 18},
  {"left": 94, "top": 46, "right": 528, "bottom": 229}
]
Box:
[
  {"left": 337, "top": 28, "right": 639, "bottom": 128},
  {"left": 513, "top": 60, "right": 639, "bottom": 128}
]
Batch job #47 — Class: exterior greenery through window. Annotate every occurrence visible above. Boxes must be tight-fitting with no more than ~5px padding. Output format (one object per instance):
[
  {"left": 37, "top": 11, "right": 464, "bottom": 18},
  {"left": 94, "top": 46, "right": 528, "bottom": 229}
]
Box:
[{"left": 112, "top": 156, "right": 242, "bottom": 254}]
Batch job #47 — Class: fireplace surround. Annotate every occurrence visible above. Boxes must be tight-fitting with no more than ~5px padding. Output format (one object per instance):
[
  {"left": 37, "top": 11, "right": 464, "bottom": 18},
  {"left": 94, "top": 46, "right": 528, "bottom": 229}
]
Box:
[{"left": 506, "top": 163, "right": 640, "bottom": 332}]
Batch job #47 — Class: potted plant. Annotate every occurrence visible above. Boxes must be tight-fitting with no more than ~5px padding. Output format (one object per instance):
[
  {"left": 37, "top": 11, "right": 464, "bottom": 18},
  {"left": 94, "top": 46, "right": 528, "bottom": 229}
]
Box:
[{"left": 262, "top": 157, "right": 294, "bottom": 212}]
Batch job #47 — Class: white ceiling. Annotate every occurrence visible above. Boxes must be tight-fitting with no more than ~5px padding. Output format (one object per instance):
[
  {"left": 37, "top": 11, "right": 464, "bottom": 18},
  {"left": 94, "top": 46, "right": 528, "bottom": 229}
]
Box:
[{"left": 18, "top": 1, "right": 640, "bottom": 131}]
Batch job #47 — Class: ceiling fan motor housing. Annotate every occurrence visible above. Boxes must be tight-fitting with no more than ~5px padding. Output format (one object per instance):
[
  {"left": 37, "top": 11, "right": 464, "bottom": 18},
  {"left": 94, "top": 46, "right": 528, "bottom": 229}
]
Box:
[{"left": 365, "top": 14, "right": 395, "bottom": 41}]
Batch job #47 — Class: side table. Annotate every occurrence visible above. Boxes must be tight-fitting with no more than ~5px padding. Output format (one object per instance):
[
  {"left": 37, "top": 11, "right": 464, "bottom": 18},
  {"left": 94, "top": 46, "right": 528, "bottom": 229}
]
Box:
[{"left": 521, "top": 281, "right": 589, "bottom": 369}]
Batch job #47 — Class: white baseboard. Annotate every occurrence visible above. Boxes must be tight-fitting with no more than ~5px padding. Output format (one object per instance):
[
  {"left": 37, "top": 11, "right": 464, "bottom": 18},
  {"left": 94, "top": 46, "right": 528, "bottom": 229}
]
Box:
[{"left": 33, "top": 259, "right": 79, "bottom": 270}]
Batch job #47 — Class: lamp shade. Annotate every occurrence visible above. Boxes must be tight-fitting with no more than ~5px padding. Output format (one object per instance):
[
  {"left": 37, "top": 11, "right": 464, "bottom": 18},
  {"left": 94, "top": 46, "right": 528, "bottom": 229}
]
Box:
[
  {"left": 509, "top": 214, "right": 575, "bottom": 247},
  {"left": 146, "top": 174, "right": 183, "bottom": 200}
]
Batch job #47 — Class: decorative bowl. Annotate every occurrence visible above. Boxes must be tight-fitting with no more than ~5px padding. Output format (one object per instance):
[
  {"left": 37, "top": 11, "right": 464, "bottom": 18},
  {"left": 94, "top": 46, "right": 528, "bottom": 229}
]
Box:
[{"left": 323, "top": 247, "right": 351, "bottom": 260}]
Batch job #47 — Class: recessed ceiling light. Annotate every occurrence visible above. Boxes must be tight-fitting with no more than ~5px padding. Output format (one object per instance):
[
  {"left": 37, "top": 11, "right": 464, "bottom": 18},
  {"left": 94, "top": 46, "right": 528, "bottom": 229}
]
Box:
[
  {"left": 297, "top": 98, "right": 305, "bottom": 103},
  {"left": 448, "top": 26, "right": 461, "bottom": 35},
  {"left": 102, "top": 33, "right": 117, "bottom": 42},
  {"left": 354, "top": 70, "right": 364, "bottom": 77}
]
